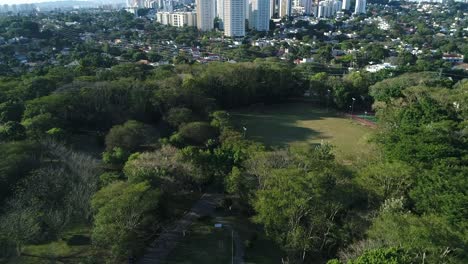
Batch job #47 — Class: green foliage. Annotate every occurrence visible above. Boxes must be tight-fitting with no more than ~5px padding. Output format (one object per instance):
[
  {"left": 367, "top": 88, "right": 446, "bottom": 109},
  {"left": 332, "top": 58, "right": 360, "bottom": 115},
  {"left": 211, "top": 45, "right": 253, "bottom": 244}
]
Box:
[
  {"left": 0, "top": 100, "right": 24, "bottom": 123},
  {"left": 92, "top": 181, "right": 161, "bottom": 259},
  {"left": 105, "top": 120, "right": 158, "bottom": 152},
  {"left": 22, "top": 113, "right": 62, "bottom": 138},
  {"left": 367, "top": 212, "right": 467, "bottom": 263},
  {"left": 348, "top": 247, "right": 413, "bottom": 264},
  {"left": 46, "top": 127, "right": 66, "bottom": 140},
  {"left": 123, "top": 145, "right": 200, "bottom": 189},
  {"left": 0, "top": 141, "right": 41, "bottom": 204},
  {"left": 251, "top": 145, "right": 360, "bottom": 261},
  {"left": 0, "top": 121, "right": 26, "bottom": 141},
  {"left": 210, "top": 111, "right": 232, "bottom": 131},
  {"left": 357, "top": 161, "right": 415, "bottom": 203},
  {"left": 102, "top": 147, "right": 130, "bottom": 166},
  {"left": 369, "top": 73, "right": 451, "bottom": 102},
  {"left": 99, "top": 172, "right": 123, "bottom": 186},
  {"left": 165, "top": 107, "right": 194, "bottom": 128},
  {"left": 178, "top": 122, "right": 217, "bottom": 145}
]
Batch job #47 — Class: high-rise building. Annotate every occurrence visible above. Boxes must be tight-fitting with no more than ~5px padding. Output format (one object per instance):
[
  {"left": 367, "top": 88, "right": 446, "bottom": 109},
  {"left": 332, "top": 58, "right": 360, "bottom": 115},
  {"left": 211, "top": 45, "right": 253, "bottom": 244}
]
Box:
[
  {"left": 196, "top": 0, "right": 215, "bottom": 31},
  {"left": 224, "top": 0, "right": 246, "bottom": 37},
  {"left": 302, "top": 0, "right": 313, "bottom": 15},
  {"left": 216, "top": 0, "right": 225, "bottom": 29},
  {"left": 270, "top": 0, "right": 276, "bottom": 18},
  {"left": 250, "top": 0, "right": 270, "bottom": 31},
  {"left": 316, "top": 0, "right": 341, "bottom": 17},
  {"left": 157, "top": 11, "right": 197, "bottom": 27},
  {"left": 354, "top": 0, "right": 366, "bottom": 14},
  {"left": 216, "top": 0, "right": 225, "bottom": 19},
  {"left": 279, "top": 0, "right": 291, "bottom": 17},
  {"left": 341, "top": 0, "right": 349, "bottom": 10}
]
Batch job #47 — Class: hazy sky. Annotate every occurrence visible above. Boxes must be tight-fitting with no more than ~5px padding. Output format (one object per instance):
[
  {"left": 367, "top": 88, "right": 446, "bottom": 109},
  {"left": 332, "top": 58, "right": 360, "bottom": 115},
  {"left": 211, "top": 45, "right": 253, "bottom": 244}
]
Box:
[{"left": 0, "top": 0, "right": 90, "bottom": 5}]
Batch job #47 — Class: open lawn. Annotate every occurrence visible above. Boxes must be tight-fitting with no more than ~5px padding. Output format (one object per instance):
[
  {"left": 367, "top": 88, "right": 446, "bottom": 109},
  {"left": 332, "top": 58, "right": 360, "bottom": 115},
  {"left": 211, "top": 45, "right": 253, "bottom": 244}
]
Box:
[{"left": 231, "top": 103, "right": 375, "bottom": 162}]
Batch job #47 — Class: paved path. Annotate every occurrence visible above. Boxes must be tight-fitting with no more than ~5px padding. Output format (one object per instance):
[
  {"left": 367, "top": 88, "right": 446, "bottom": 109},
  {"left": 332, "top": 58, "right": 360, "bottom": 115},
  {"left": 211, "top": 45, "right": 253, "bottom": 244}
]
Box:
[
  {"left": 138, "top": 193, "right": 223, "bottom": 264},
  {"left": 214, "top": 217, "right": 245, "bottom": 264}
]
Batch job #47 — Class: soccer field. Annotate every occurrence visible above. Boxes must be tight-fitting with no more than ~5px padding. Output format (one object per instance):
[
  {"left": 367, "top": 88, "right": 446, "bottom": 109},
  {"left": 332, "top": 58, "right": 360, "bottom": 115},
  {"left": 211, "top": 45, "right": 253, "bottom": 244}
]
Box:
[{"left": 231, "top": 103, "right": 375, "bottom": 162}]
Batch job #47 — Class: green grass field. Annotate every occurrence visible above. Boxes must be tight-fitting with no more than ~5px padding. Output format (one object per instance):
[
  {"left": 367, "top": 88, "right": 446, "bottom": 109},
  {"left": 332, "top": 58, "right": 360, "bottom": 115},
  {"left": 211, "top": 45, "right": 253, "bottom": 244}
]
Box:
[{"left": 232, "top": 103, "right": 375, "bottom": 163}]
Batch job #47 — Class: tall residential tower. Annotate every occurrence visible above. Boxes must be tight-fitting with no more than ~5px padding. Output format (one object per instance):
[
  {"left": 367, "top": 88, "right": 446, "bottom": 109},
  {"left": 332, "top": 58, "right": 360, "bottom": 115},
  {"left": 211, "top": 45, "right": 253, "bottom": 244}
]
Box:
[
  {"left": 196, "top": 0, "right": 215, "bottom": 31},
  {"left": 354, "top": 0, "right": 366, "bottom": 14},
  {"left": 224, "top": 0, "right": 246, "bottom": 37},
  {"left": 279, "top": 0, "right": 291, "bottom": 17},
  {"left": 250, "top": 0, "right": 270, "bottom": 31}
]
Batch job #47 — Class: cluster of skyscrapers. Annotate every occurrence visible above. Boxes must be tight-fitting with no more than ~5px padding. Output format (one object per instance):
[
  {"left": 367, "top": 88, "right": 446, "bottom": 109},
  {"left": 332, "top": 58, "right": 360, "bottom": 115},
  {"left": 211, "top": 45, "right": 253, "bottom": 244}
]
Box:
[
  {"left": 127, "top": 0, "right": 189, "bottom": 10},
  {"left": 0, "top": 4, "right": 37, "bottom": 13},
  {"left": 195, "top": 0, "right": 271, "bottom": 37},
  {"left": 150, "top": 0, "right": 366, "bottom": 37}
]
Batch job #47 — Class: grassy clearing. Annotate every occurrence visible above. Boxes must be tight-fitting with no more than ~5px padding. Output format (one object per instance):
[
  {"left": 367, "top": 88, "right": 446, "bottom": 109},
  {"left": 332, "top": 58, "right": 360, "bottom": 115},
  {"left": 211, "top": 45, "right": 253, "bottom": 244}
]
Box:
[
  {"left": 231, "top": 103, "right": 375, "bottom": 163},
  {"left": 7, "top": 223, "right": 98, "bottom": 264}
]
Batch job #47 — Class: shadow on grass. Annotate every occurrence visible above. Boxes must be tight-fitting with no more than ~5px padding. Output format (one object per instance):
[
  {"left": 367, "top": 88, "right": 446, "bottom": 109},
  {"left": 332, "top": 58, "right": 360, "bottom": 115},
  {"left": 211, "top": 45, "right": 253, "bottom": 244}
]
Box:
[{"left": 231, "top": 103, "right": 335, "bottom": 147}]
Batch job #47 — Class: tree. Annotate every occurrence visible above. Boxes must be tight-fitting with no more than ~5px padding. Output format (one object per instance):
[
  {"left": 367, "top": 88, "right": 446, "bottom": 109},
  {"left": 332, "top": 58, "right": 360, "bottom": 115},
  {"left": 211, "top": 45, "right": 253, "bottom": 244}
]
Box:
[
  {"left": 0, "top": 141, "right": 41, "bottom": 204},
  {"left": 0, "top": 121, "right": 26, "bottom": 141},
  {"left": 367, "top": 212, "right": 467, "bottom": 263},
  {"left": 92, "top": 181, "right": 161, "bottom": 259},
  {"left": 251, "top": 145, "right": 355, "bottom": 262},
  {"left": 105, "top": 120, "right": 159, "bottom": 152},
  {"left": 165, "top": 107, "right": 194, "bottom": 128},
  {"left": 357, "top": 161, "right": 415, "bottom": 203},
  {"left": 123, "top": 145, "right": 201, "bottom": 189},
  {"left": 329, "top": 247, "right": 414, "bottom": 264},
  {"left": 0, "top": 100, "right": 24, "bottom": 123},
  {"left": 0, "top": 204, "right": 40, "bottom": 256},
  {"left": 178, "top": 122, "right": 217, "bottom": 145},
  {"left": 22, "top": 113, "right": 61, "bottom": 139}
]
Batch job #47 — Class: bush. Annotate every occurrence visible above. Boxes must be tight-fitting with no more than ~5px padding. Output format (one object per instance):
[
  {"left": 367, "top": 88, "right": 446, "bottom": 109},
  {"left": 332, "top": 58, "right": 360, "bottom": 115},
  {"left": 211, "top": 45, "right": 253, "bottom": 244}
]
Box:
[
  {"left": 105, "top": 120, "right": 158, "bottom": 152},
  {"left": 165, "top": 107, "right": 194, "bottom": 128},
  {"left": 0, "top": 121, "right": 26, "bottom": 141},
  {"left": 99, "top": 172, "right": 123, "bottom": 186},
  {"left": 178, "top": 122, "right": 217, "bottom": 145},
  {"left": 102, "top": 147, "right": 130, "bottom": 165}
]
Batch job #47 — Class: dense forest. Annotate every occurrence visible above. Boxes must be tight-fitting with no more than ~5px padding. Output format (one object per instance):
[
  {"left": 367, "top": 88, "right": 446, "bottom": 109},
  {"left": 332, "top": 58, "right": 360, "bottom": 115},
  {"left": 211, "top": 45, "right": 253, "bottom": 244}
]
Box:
[
  {"left": 0, "top": 54, "right": 466, "bottom": 263},
  {"left": 0, "top": 6, "right": 467, "bottom": 263}
]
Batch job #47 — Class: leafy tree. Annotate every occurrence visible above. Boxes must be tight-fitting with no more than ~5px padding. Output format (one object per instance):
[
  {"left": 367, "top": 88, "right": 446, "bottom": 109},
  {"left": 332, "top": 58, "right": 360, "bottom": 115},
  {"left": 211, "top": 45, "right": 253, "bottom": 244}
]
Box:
[
  {"left": 367, "top": 212, "right": 468, "bottom": 263},
  {"left": 105, "top": 120, "right": 158, "bottom": 152},
  {"left": 123, "top": 145, "right": 201, "bottom": 189},
  {"left": 165, "top": 107, "right": 194, "bottom": 128},
  {"left": 0, "top": 101, "right": 24, "bottom": 123},
  {"left": 0, "top": 121, "right": 26, "bottom": 141},
  {"left": 22, "top": 113, "right": 61, "bottom": 139},
  {"left": 251, "top": 145, "right": 358, "bottom": 261},
  {"left": 357, "top": 161, "right": 415, "bottom": 203},
  {"left": 178, "top": 122, "right": 217, "bottom": 145},
  {"left": 102, "top": 147, "right": 130, "bottom": 166},
  {"left": 329, "top": 247, "right": 414, "bottom": 264},
  {"left": 92, "top": 181, "right": 161, "bottom": 259}
]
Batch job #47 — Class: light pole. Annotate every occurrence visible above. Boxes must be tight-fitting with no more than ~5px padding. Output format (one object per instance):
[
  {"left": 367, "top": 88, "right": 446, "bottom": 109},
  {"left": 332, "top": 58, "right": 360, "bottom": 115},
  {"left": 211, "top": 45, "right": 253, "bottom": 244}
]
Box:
[
  {"left": 326, "top": 89, "right": 331, "bottom": 113},
  {"left": 351, "top": 97, "right": 356, "bottom": 117}
]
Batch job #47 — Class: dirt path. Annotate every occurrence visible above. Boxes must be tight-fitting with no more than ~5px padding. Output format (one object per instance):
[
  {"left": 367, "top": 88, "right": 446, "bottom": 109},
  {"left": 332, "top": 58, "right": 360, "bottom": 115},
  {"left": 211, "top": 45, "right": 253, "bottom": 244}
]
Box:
[{"left": 138, "top": 193, "right": 224, "bottom": 264}]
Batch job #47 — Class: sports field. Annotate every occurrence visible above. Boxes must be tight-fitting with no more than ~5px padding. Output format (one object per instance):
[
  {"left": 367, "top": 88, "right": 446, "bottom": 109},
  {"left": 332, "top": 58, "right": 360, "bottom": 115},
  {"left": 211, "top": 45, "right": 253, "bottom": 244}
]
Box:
[{"left": 231, "top": 103, "right": 375, "bottom": 162}]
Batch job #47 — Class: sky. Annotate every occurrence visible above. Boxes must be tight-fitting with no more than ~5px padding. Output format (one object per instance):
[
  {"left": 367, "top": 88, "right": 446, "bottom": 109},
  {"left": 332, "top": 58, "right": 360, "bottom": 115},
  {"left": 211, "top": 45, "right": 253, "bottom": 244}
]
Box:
[{"left": 0, "top": 0, "right": 89, "bottom": 5}]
